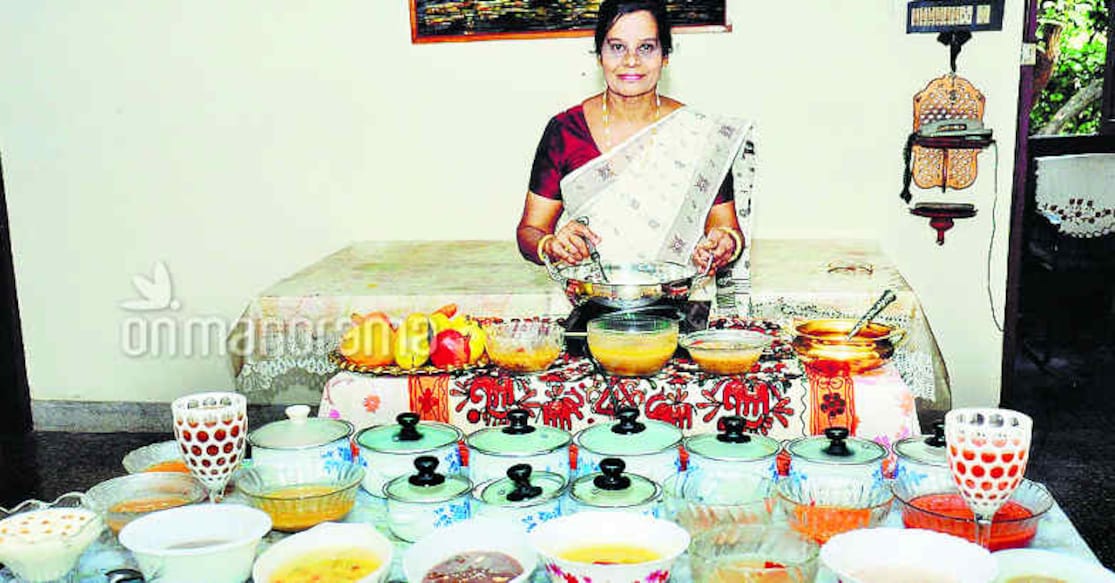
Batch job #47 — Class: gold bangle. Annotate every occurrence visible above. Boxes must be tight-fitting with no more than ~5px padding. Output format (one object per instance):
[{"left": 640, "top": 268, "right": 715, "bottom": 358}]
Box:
[
  {"left": 536, "top": 234, "right": 555, "bottom": 262},
  {"left": 714, "top": 226, "right": 744, "bottom": 263}
]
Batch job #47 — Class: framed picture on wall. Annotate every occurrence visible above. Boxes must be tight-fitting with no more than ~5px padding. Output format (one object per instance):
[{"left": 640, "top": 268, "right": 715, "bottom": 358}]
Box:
[{"left": 410, "top": 1, "right": 729, "bottom": 44}]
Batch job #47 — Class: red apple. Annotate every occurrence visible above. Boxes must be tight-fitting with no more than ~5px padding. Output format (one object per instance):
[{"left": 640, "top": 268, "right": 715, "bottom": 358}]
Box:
[{"left": 430, "top": 329, "right": 470, "bottom": 368}]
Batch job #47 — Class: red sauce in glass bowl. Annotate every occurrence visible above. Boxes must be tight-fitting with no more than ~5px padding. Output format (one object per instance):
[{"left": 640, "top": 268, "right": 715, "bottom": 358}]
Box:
[{"left": 902, "top": 493, "right": 1038, "bottom": 551}]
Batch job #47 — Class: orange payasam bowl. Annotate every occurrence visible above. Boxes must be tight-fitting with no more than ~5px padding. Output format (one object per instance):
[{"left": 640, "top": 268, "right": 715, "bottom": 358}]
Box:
[{"left": 791, "top": 319, "right": 905, "bottom": 374}]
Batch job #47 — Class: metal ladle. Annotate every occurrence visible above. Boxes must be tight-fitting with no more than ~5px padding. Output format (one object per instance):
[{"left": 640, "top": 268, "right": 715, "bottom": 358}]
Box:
[
  {"left": 846, "top": 289, "right": 897, "bottom": 340},
  {"left": 575, "top": 216, "right": 609, "bottom": 283}
]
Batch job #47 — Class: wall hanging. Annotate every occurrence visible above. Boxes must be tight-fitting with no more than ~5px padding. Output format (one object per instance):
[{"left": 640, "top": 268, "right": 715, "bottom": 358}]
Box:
[
  {"left": 899, "top": 1, "right": 1003, "bottom": 245},
  {"left": 410, "top": 1, "right": 728, "bottom": 44}
]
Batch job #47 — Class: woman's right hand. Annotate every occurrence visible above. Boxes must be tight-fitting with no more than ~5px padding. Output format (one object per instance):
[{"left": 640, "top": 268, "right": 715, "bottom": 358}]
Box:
[{"left": 544, "top": 221, "right": 601, "bottom": 265}]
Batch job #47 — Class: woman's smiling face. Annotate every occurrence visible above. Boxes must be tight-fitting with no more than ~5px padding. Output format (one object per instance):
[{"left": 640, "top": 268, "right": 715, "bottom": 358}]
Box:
[{"left": 599, "top": 10, "right": 666, "bottom": 99}]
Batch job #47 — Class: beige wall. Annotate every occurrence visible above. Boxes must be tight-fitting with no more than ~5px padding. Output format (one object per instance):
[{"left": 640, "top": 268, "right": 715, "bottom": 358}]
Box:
[{"left": 0, "top": 1, "right": 1021, "bottom": 407}]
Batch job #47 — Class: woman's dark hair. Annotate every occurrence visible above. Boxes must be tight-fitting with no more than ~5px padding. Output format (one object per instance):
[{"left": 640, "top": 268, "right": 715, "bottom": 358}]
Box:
[{"left": 594, "top": 0, "right": 673, "bottom": 57}]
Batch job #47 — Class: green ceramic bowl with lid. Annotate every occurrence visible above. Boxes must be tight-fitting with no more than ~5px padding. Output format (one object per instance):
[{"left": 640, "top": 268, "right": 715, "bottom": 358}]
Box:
[
  {"left": 786, "top": 427, "right": 886, "bottom": 489},
  {"left": 472, "top": 463, "right": 566, "bottom": 532},
  {"left": 355, "top": 412, "right": 463, "bottom": 496},
  {"left": 384, "top": 456, "right": 472, "bottom": 543},
  {"left": 684, "top": 416, "right": 780, "bottom": 481},
  {"left": 574, "top": 406, "right": 682, "bottom": 485},
  {"left": 466, "top": 409, "right": 572, "bottom": 484},
  {"left": 567, "top": 458, "right": 661, "bottom": 517}
]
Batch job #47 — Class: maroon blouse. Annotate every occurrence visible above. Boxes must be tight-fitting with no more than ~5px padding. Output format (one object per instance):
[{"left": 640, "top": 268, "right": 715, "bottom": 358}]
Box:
[{"left": 528, "top": 105, "right": 734, "bottom": 203}]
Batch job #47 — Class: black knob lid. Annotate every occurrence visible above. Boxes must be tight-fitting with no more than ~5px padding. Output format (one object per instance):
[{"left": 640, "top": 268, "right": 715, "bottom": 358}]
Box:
[
  {"left": 822, "top": 427, "right": 853, "bottom": 457},
  {"left": 503, "top": 409, "right": 537, "bottom": 435},
  {"left": 396, "top": 412, "right": 422, "bottom": 442},
  {"left": 505, "top": 463, "right": 543, "bottom": 502},
  {"left": 408, "top": 455, "right": 445, "bottom": 487},
  {"left": 925, "top": 421, "right": 946, "bottom": 448},
  {"left": 717, "top": 416, "right": 752, "bottom": 444},
  {"left": 611, "top": 406, "right": 646, "bottom": 435},
  {"left": 593, "top": 457, "right": 632, "bottom": 491}
]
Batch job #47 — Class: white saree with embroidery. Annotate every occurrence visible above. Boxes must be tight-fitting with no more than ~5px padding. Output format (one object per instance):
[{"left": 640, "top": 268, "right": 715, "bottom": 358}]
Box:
[{"left": 557, "top": 107, "right": 757, "bottom": 307}]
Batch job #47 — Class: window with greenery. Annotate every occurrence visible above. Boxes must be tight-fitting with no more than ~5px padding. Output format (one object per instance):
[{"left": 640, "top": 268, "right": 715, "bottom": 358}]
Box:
[{"left": 1030, "top": 0, "right": 1110, "bottom": 135}]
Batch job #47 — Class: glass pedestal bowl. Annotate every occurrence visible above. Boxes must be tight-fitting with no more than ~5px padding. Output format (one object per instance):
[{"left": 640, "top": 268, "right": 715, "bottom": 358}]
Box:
[{"left": 0, "top": 493, "right": 104, "bottom": 583}]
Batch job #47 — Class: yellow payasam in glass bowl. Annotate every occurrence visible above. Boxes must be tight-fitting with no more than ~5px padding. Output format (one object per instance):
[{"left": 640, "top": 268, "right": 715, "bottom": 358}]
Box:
[
  {"left": 234, "top": 461, "right": 364, "bottom": 532},
  {"left": 587, "top": 313, "right": 678, "bottom": 377}
]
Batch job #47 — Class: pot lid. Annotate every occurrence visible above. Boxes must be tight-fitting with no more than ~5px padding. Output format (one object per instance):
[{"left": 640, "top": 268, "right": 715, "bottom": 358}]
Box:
[
  {"left": 384, "top": 456, "right": 471, "bottom": 503},
  {"left": 476, "top": 464, "right": 566, "bottom": 507},
  {"left": 787, "top": 427, "right": 886, "bottom": 466},
  {"left": 575, "top": 407, "right": 682, "bottom": 456},
  {"left": 466, "top": 409, "right": 571, "bottom": 456},
  {"left": 247, "top": 405, "right": 353, "bottom": 450},
  {"left": 684, "top": 416, "right": 780, "bottom": 462},
  {"left": 894, "top": 422, "right": 948, "bottom": 467},
  {"left": 356, "top": 412, "right": 462, "bottom": 454},
  {"left": 569, "top": 458, "right": 660, "bottom": 509}
]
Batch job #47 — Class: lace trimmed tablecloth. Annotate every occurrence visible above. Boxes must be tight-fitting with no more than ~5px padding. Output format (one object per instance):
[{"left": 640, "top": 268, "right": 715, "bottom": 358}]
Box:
[
  {"left": 229, "top": 239, "right": 951, "bottom": 419},
  {"left": 4, "top": 486, "right": 1099, "bottom": 583},
  {"left": 1035, "top": 153, "right": 1115, "bottom": 238},
  {"left": 747, "top": 238, "right": 951, "bottom": 413}
]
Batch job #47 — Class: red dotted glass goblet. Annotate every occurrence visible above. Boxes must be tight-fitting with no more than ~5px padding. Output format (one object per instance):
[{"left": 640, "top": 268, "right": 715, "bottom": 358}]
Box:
[
  {"left": 944, "top": 407, "right": 1032, "bottom": 549},
  {"left": 171, "top": 392, "right": 247, "bottom": 503}
]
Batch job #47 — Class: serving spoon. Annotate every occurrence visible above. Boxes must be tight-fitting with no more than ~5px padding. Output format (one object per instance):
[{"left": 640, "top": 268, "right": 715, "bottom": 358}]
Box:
[{"left": 846, "top": 289, "right": 897, "bottom": 340}]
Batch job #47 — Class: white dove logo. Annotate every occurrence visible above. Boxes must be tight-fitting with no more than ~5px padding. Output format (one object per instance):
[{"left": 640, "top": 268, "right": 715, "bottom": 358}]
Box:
[{"left": 120, "top": 261, "right": 180, "bottom": 311}]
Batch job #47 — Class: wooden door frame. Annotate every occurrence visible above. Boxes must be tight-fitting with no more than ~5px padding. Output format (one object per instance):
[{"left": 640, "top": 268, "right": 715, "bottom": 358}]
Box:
[{"left": 1001, "top": 0, "right": 1115, "bottom": 403}]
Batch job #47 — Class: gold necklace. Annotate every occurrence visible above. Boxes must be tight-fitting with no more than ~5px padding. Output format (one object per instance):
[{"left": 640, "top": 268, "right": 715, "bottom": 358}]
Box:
[{"left": 601, "top": 90, "right": 661, "bottom": 152}]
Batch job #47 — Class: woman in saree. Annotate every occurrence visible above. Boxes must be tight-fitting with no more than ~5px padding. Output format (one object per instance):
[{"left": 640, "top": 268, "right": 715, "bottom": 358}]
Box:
[{"left": 516, "top": 0, "right": 756, "bottom": 278}]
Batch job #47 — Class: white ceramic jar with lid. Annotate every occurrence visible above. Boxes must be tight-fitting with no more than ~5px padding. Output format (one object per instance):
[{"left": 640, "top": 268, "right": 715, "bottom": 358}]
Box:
[
  {"left": 573, "top": 406, "right": 681, "bottom": 485},
  {"left": 466, "top": 409, "right": 572, "bottom": 484},
  {"left": 472, "top": 463, "right": 566, "bottom": 532},
  {"left": 785, "top": 427, "right": 886, "bottom": 488},
  {"left": 355, "top": 412, "right": 462, "bottom": 496},
  {"left": 893, "top": 421, "right": 949, "bottom": 484},
  {"left": 683, "top": 415, "right": 780, "bottom": 481},
  {"left": 567, "top": 457, "right": 662, "bottom": 517},
  {"left": 384, "top": 456, "right": 472, "bottom": 543},
  {"left": 247, "top": 405, "right": 355, "bottom": 471}
]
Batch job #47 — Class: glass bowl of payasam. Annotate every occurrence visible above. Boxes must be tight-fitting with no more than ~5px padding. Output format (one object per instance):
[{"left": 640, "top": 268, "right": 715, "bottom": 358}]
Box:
[
  {"left": 123, "top": 440, "right": 190, "bottom": 474},
  {"left": 892, "top": 471, "right": 1052, "bottom": 551},
  {"left": 234, "top": 459, "right": 364, "bottom": 532},
  {"left": 86, "top": 472, "right": 208, "bottom": 534},
  {"left": 587, "top": 313, "right": 678, "bottom": 376},
  {"left": 680, "top": 329, "right": 773, "bottom": 375},
  {"left": 791, "top": 319, "right": 904, "bottom": 374},
  {"left": 483, "top": 320, "right": 564, "bottom": 374}
]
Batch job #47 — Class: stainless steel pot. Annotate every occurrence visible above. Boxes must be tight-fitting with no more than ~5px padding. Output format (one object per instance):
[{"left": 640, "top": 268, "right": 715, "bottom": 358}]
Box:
[{"left": 543, "top": 259, "right": 704, "bottom": 309}]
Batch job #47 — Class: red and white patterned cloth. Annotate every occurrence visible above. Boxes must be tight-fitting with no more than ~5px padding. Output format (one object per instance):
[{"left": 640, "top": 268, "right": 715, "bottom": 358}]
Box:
[{"left": 318, "top": 319, "right": 920, "bottom": 469}]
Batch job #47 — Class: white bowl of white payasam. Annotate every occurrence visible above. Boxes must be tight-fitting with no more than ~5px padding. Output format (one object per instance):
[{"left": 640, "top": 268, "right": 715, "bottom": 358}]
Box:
[{"left": 0, "top": 493, "right": 105, "bottom": 583}]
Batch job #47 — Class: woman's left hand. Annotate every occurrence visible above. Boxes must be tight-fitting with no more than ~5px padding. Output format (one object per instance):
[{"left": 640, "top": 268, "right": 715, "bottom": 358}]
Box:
[{"left": 691, "top": 228, "right": 738, "bottom": 274}]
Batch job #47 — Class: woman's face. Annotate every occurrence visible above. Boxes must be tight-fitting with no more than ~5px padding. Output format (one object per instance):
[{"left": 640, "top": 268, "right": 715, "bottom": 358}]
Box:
[{"left": 599, "top": 10, "right": 666, "bottom": 99}]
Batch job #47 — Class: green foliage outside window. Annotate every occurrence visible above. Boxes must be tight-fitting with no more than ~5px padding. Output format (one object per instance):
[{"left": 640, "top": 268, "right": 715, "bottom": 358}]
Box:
[{"left": 1030, "top": 0, "right": 1109, "bottom": 135}]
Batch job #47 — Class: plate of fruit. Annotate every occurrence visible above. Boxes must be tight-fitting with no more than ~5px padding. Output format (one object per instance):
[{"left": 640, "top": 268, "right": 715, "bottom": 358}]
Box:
[{"left": 331, "top": 304, "right": 490, "bottom": 376}]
